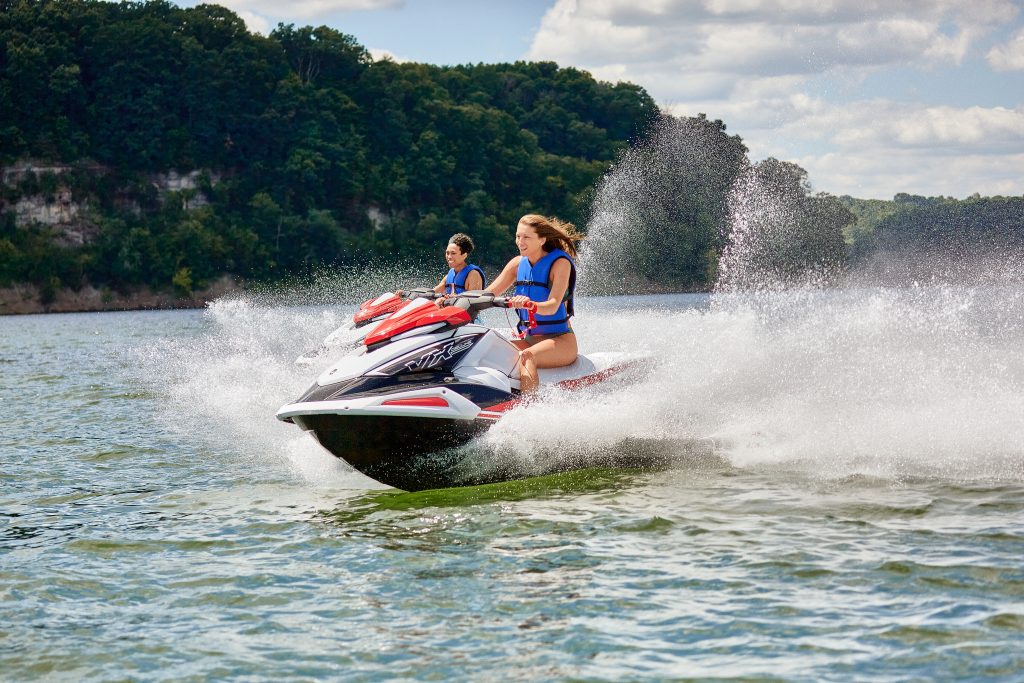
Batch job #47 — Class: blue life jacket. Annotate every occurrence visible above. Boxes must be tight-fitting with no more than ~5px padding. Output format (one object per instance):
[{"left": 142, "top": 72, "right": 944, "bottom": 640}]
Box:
[
  {"left": 513, "top": 249, "right": 576, "bottom": 336},
  {"left": 444, "top": 264, "right": 486, "bottom": 294}
]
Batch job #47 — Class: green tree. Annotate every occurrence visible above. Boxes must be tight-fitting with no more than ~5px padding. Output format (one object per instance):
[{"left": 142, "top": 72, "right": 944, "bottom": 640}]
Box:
[{"left": 0, "top": 0, "right": 678, "bottom": 299}]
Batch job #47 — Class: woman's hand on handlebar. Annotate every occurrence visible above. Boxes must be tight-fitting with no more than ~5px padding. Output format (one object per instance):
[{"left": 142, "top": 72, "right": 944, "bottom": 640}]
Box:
[{"left": 507, "top": 295, "right": 536, "bottom": 311}]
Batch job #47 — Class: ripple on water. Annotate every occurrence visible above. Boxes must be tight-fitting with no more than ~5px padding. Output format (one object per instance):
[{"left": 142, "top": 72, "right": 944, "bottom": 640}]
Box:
[{"left": 3, "top": 303, "right": 1024, "bottom": 681}]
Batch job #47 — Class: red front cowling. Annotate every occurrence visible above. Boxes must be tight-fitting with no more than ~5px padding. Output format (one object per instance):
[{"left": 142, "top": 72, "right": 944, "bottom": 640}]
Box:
[
  {"left": 364, "top": 305, "right": 472, "bottom": 346},
  {"left": 353, "top": 294, "right": 404, "bottom": 325}
]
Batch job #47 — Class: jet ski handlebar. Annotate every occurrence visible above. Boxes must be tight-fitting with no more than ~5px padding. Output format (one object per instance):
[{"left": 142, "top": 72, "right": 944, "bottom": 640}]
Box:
[
  {"left": 431, "top": 290, "right": 538, "bottom": 316},
  {"left": 395, "top": 288, "right": 537, "bottom": 312},
  {"left": 396, "top": 287, "right": 444, "bottom": 300}
]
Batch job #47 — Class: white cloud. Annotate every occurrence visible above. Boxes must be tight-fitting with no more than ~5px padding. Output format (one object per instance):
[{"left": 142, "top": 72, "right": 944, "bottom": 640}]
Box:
[
  {"left": 799, "top": 149, "right": 1024, "bottom": 199},
  {"left": 833, "top": 105, "right": 1024, "bottom": 149},
  {"left": 760, "top": 101, "right": 1024, "bottom": 197},
  {"left": 529, "top": 2, "right": 664, "bottom": 65},
  {"left": 742, "top": 99, "right": 1024, "bottom": 151},
  {"left": 368, "top": 47, "right": 407, "bottom": 63},
  {"left": 664, "top": 96, "right": 1024, "bottom": 198},
  {"left": 529, "top": 0, "right": 1015, "bottom": 86},
  {"left": 216, "top": 0, "right": 403, "bottom": 21},
  {"left": 234, "top": 10, "right": 270, "bottom": 35},
  {"left": 988, "top": 28, "right": 1024, "bottom": 71},
  {"left": 528, "top": 0, "right": 1024, "bottom": 198}
]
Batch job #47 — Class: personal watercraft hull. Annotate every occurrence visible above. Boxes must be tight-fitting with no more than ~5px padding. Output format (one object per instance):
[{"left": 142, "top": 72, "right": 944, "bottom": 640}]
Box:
[
  {"left": 278, "top": 291, "right": 647, "bottom": 490},
  {"left": 292, "top": 412, "right": 496, "bottom": 490},
  {"left": 278, "top": 358, "right": 636, "bottom": 491}
]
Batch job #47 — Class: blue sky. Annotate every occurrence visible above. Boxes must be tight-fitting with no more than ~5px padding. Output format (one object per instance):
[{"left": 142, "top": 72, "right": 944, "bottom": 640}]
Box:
[{"left": 181, "top": 0, "right": 1024, "bottom": 200}]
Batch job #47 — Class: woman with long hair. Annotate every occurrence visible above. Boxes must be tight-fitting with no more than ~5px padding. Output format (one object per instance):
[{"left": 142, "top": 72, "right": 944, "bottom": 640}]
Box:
[{"left": 486, "top": 214, "right": 583, "bottom": 393}]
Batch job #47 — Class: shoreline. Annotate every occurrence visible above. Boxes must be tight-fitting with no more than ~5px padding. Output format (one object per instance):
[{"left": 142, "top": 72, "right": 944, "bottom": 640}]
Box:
[
  {"left": 0, "top": 276, "right": 241, "bottom": 316},
  {"left": 0, "top": 276, "right": 710, "bottom": 316}
]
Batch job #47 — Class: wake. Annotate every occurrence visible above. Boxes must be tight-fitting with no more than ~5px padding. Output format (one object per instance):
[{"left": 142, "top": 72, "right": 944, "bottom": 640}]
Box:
[{"left": 137, "top": 281, "right": 1024, "bottom": 487}]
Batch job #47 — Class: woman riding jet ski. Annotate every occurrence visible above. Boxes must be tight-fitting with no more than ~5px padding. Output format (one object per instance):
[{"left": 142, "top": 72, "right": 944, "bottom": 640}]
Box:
[
  {"left": 276, "top": 289, "right": 640, "bottom": 491},
  {"left": 279, "top": 215, "right": 650, "bottom": 490},
  {"left": 295, "top": 233, "right": 486, "bottom": 366}
]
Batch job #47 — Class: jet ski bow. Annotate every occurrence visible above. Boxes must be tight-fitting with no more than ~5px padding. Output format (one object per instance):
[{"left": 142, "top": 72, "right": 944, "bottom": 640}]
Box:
[{"left": 277, "top": 291, "right": 641, "bottom": 490}]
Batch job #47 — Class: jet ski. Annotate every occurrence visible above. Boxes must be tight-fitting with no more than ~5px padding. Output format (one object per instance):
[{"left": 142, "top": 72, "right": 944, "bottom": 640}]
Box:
[
  {"left": 295, "top": 288, "right": 440, "bottom": 365},
  {"left": 277, "top": 290, "right": 643, "bottom": 490}
]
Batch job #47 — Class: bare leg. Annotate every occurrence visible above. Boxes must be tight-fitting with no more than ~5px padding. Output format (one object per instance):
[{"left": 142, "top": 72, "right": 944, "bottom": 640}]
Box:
[
  {"left": 518, "top": 348, "right": 539, "bottom": 394},
  {"left": 511, "top": 333, "right": 578, "bottom": 394}
]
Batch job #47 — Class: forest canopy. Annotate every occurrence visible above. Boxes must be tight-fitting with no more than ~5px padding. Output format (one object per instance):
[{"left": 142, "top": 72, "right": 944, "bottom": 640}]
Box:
[{"left": 0, "top": 0, "right": 657, "bottom": 296}]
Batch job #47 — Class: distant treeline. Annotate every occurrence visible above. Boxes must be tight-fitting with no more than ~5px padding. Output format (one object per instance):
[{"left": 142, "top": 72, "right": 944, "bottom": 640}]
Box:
[
  {"left": 1, "top": 0, "right": 1021, "bottom": 303},
  {"left": 841, "top": 194, "right": 1024, "bottom": 260}
]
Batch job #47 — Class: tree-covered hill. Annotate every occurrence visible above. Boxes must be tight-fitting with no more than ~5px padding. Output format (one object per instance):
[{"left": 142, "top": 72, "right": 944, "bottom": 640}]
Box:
[
  {"left": 0, "top": 0, "right": 657, "bottom": 301},
  {"left": 843, "top": 193, "right": 1024, "bottom": 259}
]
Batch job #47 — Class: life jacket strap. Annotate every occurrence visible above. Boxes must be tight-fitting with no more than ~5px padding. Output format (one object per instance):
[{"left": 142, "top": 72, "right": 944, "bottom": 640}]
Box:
[
  {"left": 517, "top": 316, "right": 567, "bottom": 333},
  {"left": 516, "top": 304, "right": 538, "bottom": 339}
]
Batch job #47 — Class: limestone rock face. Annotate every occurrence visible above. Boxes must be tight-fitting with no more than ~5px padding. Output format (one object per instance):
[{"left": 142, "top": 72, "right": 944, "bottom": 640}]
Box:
[
  {"left": 2, "top": 162, "right": 219, "bottom": 242},
  {"left": 151, "top": 169, "right": 218, "bottom": 208},
  {"left": 13, "top": 189, "right": 80, "bottom": 225}
]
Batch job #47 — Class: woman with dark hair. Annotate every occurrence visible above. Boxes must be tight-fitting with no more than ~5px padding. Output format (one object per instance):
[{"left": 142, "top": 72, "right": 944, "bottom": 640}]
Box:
[
  {"left": 433, "top": 232, "right": 485, "bottom": 295},
  {"left": 486, "top": 214, "right": 583, "bottom": 393}
]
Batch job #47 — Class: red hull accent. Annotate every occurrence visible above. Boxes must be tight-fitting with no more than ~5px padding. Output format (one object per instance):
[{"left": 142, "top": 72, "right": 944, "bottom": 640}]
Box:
[
  {"left": 477, "top": 360, "right": 636, "bottom": 418},
  {"left": 365, "top": 305, "right": 471, "bottom": 346},
  {"left": 353, "top": 295, "right": 404, "bottom": 325},
  {"left": 381, "top": 397, "right": 450, "bottom": 408}
]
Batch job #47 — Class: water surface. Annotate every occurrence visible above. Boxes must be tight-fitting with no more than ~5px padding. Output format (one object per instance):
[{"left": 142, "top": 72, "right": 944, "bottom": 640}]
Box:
[{"left": 2, "top": 290, "right": 1022, "bottom": 681}]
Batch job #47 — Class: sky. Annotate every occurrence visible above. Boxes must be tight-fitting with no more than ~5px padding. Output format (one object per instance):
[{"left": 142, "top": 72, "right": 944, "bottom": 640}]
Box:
[{"left": 178, "top": 0, "right": 1024, "bottom": 200}]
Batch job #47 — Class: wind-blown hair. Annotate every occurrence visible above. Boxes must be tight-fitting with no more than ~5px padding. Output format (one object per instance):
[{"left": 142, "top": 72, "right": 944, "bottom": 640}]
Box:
[{"left": 519, "top": 214, "right": 583, "bottom": 257}]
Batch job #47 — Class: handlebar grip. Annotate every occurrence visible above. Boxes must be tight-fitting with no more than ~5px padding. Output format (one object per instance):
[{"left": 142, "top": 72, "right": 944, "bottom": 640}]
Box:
[
  {"left": 492, "top": 298, "right": 536, "bottom": 310},
  {"left": 492, "top": 297, "right": 526, "bottom": 309},
  {"left": 399, "top": 288, "right": 443, "bottom": 300}
]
